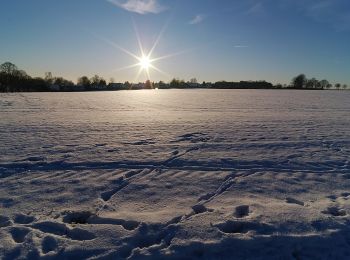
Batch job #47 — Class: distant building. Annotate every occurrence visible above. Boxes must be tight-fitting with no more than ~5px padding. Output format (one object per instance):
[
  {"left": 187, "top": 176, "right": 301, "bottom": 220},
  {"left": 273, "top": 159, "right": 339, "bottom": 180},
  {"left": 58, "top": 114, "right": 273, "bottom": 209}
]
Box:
[
  {"left": 108, "top": 83, "right": 124, "bottom": 90},
  {"left": 132, "top": 83, "right": 145, "bottom": 89},
  {"left": 187, "top": 82, "right": 201, "bottom": 88},
  {"left": 202, "top": 82, "right": 212, "bottom": 88},
  {"left": 49, "top": 84, "right": 60, "bottom": 91},
  {"left": 158, "top": 81, "right": 168, "bottom": 89},
  {"left": 90, "top": 85, "right": 106, "bottom": 90},
  {"left": 74, "top": 85, "right": 85, "bottom": 91}
]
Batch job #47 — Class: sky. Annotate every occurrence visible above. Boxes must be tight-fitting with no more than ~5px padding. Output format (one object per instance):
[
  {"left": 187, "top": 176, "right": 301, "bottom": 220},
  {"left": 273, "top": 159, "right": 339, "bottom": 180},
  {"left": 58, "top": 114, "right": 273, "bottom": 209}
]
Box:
[{"left": 1, "top": 0, "right": 350, "bottom": 84}]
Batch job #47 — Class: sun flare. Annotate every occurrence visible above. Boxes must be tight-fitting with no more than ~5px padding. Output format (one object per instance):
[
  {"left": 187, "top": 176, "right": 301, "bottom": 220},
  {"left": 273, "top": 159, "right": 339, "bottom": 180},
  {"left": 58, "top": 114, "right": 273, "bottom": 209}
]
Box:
[
  {"left": 139, "top": 56, "right": 151, "bottom": 70},
  {"left": 100, "top": 21, "right": 182, "bottom": 81}
]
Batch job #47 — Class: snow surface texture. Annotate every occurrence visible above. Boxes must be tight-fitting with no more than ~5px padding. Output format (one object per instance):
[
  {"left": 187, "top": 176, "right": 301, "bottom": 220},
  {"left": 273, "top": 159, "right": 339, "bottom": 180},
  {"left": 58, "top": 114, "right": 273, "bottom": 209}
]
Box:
[{"left": 0, "top": 90, "right": 350, "bottom": 259}]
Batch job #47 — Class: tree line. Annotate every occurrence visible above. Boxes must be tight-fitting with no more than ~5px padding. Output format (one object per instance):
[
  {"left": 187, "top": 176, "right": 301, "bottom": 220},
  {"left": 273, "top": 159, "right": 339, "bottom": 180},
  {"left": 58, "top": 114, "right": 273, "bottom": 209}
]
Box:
[
  {"left": 0, "top": 62, "right": 74, "bottom": 92},
  {"left": 0, "top": 62, "right": 348, "bottom": 92},
  {"left": 289, "top": 74, "right": 348, "bottom": 90}
]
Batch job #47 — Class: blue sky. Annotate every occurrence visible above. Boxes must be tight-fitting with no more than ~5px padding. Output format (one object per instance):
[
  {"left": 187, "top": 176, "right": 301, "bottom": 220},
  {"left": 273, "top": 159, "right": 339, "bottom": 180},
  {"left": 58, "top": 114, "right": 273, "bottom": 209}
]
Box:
[{"left": 1, "top": 0, "right": 350, "bottom": 84}]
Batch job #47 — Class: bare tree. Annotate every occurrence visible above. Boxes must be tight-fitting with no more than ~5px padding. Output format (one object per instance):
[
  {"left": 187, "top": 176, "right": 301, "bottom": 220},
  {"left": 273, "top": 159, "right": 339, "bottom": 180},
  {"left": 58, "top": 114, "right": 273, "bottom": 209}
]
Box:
[
  {"left": 77, "top": 76, "right": 91, "bottom": 87},
  {"left": 91, "top": 75, "right": 106, "bottom": 86},
  {"left": 145, "top": 80, "right": 152, "bottom": 89},
  {"left": 0, "top": 62, "right": 18, "bottom": 75},
  {"left": 190, "top": 78, "right": 198, "bottom": 84},
  {"left": 319, "top": 79, "right": 329, "bottom": 89},
  {"left": 292, "top": 74, "right": 306, "bottom": 88},
  {"left": 45, "top": 72, "right": 53, "bottom": 85},
  {"left": 306, "top": 78, "right": 318, "bottom": 89},
  {"left": 124, "top": 81, "right": 131, "bottom": 90},
  {"left": 54, "top": 77, "right": 74, "bottom": 87}
]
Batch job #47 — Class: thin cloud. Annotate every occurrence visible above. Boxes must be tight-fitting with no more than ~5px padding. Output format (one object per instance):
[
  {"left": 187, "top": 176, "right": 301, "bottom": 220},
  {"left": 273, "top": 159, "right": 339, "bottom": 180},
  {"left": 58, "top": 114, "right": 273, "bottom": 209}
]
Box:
[
  {"left": 189, "top": 14, "right": 205, "bottom": 25},
  {"left": 306, "top": 0, "right": 334, "bottom": 20},
  {"left": 234, "top": 45, "right": 249, "bottom": 48},
  {"left": 245, "top": 2, "right": 264, "bottom": 15},
  {"left": 282, "top": 0, "right": 350, "bottom": 31},
  {"left": 107, "top": 0, "right": 166, "bottom": 15},
  {"left": 305, "top": 0, "right": 350, "bottom": 30}
]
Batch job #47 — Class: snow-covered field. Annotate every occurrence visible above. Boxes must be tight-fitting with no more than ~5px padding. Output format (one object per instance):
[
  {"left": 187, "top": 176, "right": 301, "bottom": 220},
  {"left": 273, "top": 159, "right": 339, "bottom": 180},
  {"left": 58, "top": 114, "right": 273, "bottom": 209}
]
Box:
[{"left": 0, "top": 89, "right": 350, "bottom": 259}]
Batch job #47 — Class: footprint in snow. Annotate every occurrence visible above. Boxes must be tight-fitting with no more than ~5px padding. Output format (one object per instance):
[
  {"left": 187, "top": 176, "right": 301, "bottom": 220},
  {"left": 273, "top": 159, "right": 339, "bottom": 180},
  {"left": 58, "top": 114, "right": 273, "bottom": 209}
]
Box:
[
  {"left": 285, "top": 197, "right": 305, "bottom": 206},
  {"left": 322, "top": 206, "right": 347, "bottom": 217},
  {"left": 341, "top": 192, "right": 350, "bottom": 199},
  {"left": 234, "top": 205, "right": 250, "bottom": 218},
  {"left": 192, "top": 204, "right": 213, "bottom": 215},
  {"left": 0, "top": 215, "right": 13, "bottom": 227},
  {"left": 14, "top": 213, "right": 36, "bottom": 224},
  {"left": 27, "top": 156, "right": 46, "bottom": 162},
  {"left": 32, "top": 221, "right": 96, "bottom": 241},
  {"left": 173, "top": 132, "right": 210, "bottom": 143},
  {"left": 42, "top": 235, "right": 58, "bottom": 254},
  {"left": 62, "top": 210, "right": 93, "bottom": 224},
  {"left": 172, "top": 150, "right": 179, "bottom": 155},
  {"left": 9, "top": 227, "right": 31, "bottom": 243}
]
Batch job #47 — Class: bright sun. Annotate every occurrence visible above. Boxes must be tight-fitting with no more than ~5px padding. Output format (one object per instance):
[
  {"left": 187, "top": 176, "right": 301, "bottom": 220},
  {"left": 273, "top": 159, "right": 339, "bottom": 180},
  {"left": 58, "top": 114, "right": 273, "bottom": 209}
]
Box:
[
  {"left": 139, "top": 56, "right": 151, "bottom": 70},
  {"left": 102, "top": 22, "right": 178, "bottom": 81}
]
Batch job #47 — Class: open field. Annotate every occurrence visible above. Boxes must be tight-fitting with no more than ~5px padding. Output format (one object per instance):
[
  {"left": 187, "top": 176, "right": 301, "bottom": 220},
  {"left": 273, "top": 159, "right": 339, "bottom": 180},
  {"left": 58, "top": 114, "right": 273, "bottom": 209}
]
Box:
[{"left": 1, "top": 90, "right": 350, "bottom": 259}]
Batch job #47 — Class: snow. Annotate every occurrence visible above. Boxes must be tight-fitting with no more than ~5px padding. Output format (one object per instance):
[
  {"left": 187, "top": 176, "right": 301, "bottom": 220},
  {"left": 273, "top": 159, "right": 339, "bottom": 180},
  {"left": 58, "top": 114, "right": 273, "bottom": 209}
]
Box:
[{"left": 0, "top": 89, "right": 349, "bottom": 259}]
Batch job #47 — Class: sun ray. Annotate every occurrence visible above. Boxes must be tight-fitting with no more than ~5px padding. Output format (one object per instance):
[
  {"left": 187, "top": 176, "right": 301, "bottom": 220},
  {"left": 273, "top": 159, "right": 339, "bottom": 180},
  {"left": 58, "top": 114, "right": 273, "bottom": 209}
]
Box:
[
  {"left": 149, "top": 64, "right": 171, "bottom": 78},
  {"left": 148, "top": 17, "right": 171, "bottom": 57},
  {"left": 145, "top": 68, "right": 151, "bottom": 80},
  {"left": 93, "top": 18, "right": 189, "bottom": 83},
  {"left": 95, "top": 34, "right": 140, "bottom": 60},
  {"left": 112, "top": 63, "right": 140, "bottom": 72},
  {"left": 132, "top": 18, "right": 145, "bottom": 57},
  {"left": 134, "top": 66, "right": 144, "bottom": 82},
  {"left": 150, "top": 49, "right": 193, "bottom": 63}
]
